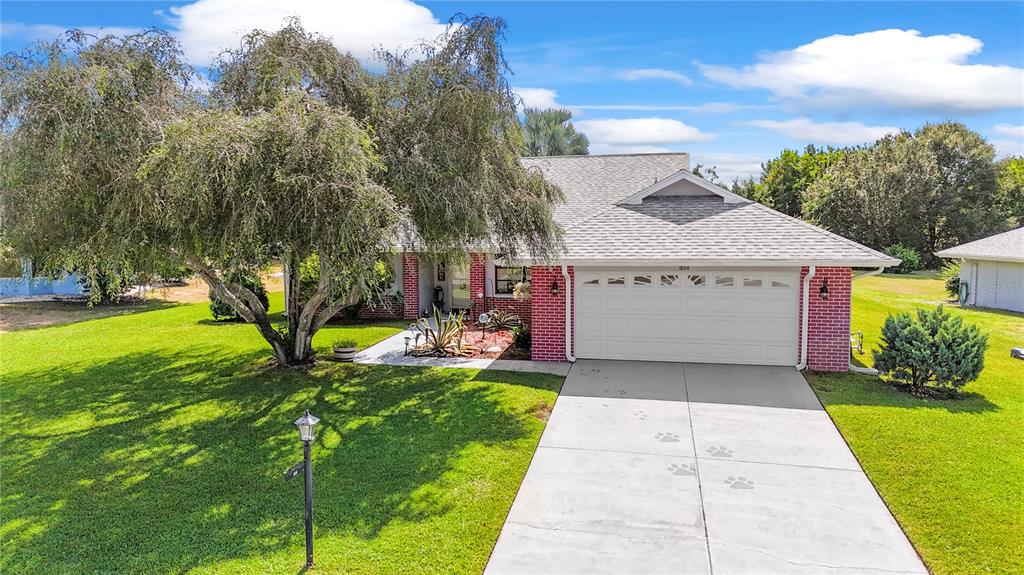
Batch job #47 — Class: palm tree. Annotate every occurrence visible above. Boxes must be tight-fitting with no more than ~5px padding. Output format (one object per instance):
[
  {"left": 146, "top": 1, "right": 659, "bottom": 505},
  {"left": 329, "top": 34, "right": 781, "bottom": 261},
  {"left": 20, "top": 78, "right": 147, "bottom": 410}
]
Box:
[{"left": 521, "top": 107, "right": 589, "bottom": 156}]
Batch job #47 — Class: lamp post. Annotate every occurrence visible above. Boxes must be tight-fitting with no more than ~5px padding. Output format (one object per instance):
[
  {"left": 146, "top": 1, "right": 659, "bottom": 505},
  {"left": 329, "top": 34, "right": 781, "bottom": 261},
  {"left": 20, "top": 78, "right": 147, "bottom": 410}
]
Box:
[{"left": 293, "top": 410, "right": 319, "bottom": 568}]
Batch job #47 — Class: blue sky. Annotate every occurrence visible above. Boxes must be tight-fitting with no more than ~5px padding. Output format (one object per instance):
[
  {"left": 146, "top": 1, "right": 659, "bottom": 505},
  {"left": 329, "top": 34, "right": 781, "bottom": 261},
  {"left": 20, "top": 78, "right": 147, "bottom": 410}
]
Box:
[{"left": 3, "top": 1, "right": 1022, "bottom": 180}]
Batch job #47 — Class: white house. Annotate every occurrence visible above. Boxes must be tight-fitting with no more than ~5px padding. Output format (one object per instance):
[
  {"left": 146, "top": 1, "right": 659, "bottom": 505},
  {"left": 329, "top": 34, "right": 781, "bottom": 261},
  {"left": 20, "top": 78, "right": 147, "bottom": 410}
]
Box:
[{"left": 936, "top": 226, "right": 1024, "bottom": 313}]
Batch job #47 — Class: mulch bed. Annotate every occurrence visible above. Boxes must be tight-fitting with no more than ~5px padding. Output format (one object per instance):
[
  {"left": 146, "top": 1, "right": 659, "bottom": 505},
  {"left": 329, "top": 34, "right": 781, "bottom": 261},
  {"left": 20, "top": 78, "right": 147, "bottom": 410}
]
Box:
[{"left": 460, "top": 322, "right": 531, "bottom": 360}]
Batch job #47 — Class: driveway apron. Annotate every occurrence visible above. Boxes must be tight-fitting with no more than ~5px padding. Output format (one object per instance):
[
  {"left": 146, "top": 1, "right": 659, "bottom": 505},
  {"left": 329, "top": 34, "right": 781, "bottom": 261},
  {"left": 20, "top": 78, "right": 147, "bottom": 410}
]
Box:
[{"left": 484, "top": 360, "right": 927, "bottom": 575}]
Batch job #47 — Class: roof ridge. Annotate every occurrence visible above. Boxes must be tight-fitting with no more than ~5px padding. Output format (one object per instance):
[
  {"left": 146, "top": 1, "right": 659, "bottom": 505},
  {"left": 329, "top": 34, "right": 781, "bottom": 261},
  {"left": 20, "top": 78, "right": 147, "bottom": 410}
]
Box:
[
  {"left": 521, "top": 152, "right": 690, "bottom": 160},
  {"left": 750, "top": 203, "right": 895, "bottom": 261}
]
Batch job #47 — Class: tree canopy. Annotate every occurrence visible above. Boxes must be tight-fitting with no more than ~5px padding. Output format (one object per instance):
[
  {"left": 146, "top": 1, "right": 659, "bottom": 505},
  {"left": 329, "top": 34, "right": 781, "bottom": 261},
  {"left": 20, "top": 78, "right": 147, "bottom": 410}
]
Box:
[
  {"left": 520, "top": 107, "right": 589, "bottom": 156},
  {"left": 1, "top": 17, "right": 563, "bottom": 366}
]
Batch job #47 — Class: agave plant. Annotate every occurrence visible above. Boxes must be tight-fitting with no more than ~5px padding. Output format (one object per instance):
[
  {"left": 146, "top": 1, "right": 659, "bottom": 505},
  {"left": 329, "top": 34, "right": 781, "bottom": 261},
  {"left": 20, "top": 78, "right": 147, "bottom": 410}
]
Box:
[
  {"left": 411, "top": 307, "right": 478, "bottom": 357},
  {"left": 485, "top": 309, "right": 522, "bottom": 331}
]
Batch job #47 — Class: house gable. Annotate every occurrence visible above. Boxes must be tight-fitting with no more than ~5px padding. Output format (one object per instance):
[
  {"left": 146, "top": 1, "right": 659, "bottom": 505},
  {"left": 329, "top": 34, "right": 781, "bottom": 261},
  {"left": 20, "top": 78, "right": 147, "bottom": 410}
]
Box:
[{"left": 618, "top": 169, "right": 748, "bottom": 206}]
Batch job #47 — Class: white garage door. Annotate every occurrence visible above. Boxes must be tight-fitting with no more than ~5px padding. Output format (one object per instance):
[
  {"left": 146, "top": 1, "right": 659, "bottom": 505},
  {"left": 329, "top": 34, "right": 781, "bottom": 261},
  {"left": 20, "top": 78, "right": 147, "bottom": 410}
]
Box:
[{"left": 575, "top": 269, "right": 800, "bottom": 365}]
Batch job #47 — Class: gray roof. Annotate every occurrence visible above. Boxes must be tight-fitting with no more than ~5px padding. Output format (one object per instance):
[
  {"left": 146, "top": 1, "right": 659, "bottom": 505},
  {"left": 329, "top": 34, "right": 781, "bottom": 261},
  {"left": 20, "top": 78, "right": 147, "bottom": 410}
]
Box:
[
  {"left": 522, "top": 153, "right": 690, "bottom": 228},
  {"left": 522, "top": 153, "right": 896, "bottom": 267},
  {"left": 562, "top": 197, "right": 896, "bottom": 265},
  {"left": 935, "top": 227, "right": 1024, "bottom": 263}
]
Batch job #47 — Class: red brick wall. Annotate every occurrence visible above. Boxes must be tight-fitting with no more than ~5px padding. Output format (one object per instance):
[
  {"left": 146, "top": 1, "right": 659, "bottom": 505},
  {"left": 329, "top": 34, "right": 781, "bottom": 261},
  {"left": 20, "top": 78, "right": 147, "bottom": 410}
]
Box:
[
  {"left": 799, "top": 266, "right": 852, "bottom": 372},
  {"left": 468, "top": 253, "right": 533, "bottom": 324},
  {"left": 402, "top": 253, "right": 419, "bottom": 320},
  {"left": 357, "top": 295, "right": 403, "bottom": 319},
  {"left": 530, "top": 266, "right": 573, "bottom": 362}
]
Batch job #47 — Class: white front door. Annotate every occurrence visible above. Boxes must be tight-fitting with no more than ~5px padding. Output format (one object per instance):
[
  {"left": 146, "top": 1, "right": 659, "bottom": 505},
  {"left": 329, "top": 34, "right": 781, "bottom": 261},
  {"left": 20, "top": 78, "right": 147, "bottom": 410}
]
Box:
[
  {"left": 449, "top": 263, "right": 471, "bottom": 310},
  {"left": 574, "top": 269, "right": 800, "bottom": 365}
]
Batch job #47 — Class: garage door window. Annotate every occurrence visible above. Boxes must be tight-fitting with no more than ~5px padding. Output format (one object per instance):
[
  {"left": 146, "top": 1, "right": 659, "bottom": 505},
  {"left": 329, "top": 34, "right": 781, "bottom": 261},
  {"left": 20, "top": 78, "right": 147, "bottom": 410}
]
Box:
[
  {"left": 633, "top": 274, "right": 652, "bottom": 286},
  {"left": 743, "top": 277, "right": 763, "bottom": 288},
  {"left": 686, "top": 274, "right": 705, "bottom": 287},
  {"left": 660, "top": 274, "right": 678, "bottom": 286},
  {"left": 771, "top": 279, "right": 791, "bottom": 288},
  {"left": 580, "top": 273, "right": 600, "bottom": 287},
  {"left": 714, "top": 275, "right": 735, "bottom": 288},
  {"left": 607, "top": 275, "right": 625, "bottom": 286}
]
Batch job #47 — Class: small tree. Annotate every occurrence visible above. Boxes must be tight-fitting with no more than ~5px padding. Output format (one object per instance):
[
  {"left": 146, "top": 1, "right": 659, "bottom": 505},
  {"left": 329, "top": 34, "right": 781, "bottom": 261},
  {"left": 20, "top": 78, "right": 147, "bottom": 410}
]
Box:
[
  {"left": 209, "top": 271, "right": 269, "bottom": 321},
  {"left": 873, "top": 306, "right": 987, "bottom": 396},
  {"left": 882, "top": 244, "right": 923, "bottom": 274}
]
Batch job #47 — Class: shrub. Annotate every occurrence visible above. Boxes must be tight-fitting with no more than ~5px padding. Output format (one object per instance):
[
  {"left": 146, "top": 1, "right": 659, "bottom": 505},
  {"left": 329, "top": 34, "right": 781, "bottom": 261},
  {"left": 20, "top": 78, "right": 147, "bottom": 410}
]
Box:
[
  {"left": 512, "top": 323, "right": 531, "bottom": 350},
  {"left": 332, "top": 339, "right": 358, "bottom": 349},
  {"left": 411, "top": 307, "right": 476, "bottom": 357},
  {"left": 209, "top": 272, "right": 269, "bottom": 321},
  {"left": 882, "top": 244, "right": 923, "bottom": 274},
  {"left": 485, "top": 309, "right": 521, "bottom": 331},
  {"left": 940, "top": 261, "right": 961, "bottom": 300},
  {"left": 873, "top": 305, "right": 987, "bottom": 396}
]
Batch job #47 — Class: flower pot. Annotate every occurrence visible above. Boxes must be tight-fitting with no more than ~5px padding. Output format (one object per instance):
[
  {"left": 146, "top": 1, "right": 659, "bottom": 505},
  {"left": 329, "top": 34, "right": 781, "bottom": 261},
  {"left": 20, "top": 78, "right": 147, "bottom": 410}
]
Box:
[{"left": 332, "top": 346, "right": 357, "bottom": 362}]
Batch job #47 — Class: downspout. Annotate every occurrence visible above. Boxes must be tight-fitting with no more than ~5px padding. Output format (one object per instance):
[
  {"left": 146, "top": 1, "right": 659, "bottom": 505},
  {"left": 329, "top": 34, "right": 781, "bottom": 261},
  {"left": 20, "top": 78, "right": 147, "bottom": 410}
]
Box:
[
  {"left": 561, "top": 264, "right": 576, "bottom": 362},
  {"left": 848, "top": 266, "right": 886, "bottom": 375},
  {"left": 796, "top": 266, "right": 815, "bottom": 371}
]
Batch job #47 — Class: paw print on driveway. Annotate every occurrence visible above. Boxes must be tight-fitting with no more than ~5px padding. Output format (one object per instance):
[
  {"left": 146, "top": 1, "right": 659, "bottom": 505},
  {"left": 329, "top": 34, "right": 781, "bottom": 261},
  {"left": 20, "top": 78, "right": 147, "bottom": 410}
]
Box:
[
  {"left": 667, "top": 462, "right": 695, "bottom": 476},
  {"left": 707, "top": 446, "right": 733, "bottom": 458},
  {"left": 654, "top": 432, "right": 680, "bottom": 443},
  {"left": 633, "top": 410, "right": 648, "bottom": 420},
  {"left": 725, "top": 476, "right": 754, "bottom": 490}
]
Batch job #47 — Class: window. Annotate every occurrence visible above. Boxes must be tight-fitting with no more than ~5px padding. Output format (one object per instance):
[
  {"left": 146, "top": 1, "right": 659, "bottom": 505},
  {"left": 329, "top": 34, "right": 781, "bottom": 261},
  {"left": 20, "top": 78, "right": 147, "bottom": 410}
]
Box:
[
  {"left": 580, "top": 273, "right": 600, "bottom": 286},
  {"left": 607, "top": 275, "right": 625, "bottom": 286},
  {"left": 771, "top": 279, "right": 791, "bottom": 288},
  {"left": 633, "top": 274, "right": 652, "bottom": 286},
  {"left": 714, "top": 275, "right": 735, "bottom": 287},
  {"left": 743, "top": 277, "right": 763, "bottom": 287},
  {"left": 686, "top": 274, "right": 706, "bottom": 287},
  {"left": 660, "top": 274, "right": 678, "bottom": 286},
  {"left": 495, "top": 266, "right": 530, "bottom": 295}
]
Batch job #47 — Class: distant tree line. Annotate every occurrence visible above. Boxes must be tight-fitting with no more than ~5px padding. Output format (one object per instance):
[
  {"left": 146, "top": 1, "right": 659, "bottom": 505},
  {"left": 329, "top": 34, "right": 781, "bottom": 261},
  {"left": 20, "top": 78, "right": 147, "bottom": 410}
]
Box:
[{"left": 725, "top": 122, "right": 1022, "bottom": 266}]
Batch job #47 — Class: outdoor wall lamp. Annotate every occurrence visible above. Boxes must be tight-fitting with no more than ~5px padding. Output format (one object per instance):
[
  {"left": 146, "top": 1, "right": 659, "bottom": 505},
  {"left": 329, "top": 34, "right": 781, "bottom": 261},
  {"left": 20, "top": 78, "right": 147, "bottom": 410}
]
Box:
[
  {"left": 550, "top": 279, "right": 560, "bottom": 296},
  {"left": 819, "top": 279, "right": 830, "bottom": 300},
  {"left": 285, "top": 410, "right": 320, "bottom": 568}
]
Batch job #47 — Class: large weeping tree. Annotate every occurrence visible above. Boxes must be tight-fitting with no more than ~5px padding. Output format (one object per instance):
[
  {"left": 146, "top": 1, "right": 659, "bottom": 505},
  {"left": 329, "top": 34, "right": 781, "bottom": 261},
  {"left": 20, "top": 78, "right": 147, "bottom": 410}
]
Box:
[{"left": 1, "top": 17, "right": 562, "bottom": 366}]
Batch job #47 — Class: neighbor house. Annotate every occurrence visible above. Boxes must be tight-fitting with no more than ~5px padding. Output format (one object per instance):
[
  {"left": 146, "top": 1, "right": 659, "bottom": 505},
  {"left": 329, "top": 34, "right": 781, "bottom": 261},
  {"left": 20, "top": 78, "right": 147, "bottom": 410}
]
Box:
[
  {"left": 936, "top": 226, "right": 1024, "bottom": 313},
  {"left": 369, "top": 153, "right": 898, "bottom": 371},
  {"left": 0, "top": 255, "right": 84, "bottom": 299}
]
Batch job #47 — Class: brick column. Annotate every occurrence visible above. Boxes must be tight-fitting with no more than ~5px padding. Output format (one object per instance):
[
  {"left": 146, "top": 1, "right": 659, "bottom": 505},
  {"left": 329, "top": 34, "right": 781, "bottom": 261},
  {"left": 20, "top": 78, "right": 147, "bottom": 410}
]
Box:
[
  {"left": 530, "top": 266, "right": 573, "bottom": 361},
  {"left": 799, "top": 266, "right": 852, "bottom": 372},
  {"left": 402, "top": 253, "right": 419, "bottom": 319},
  {"left": 469, "top": 253, "right": 486, "bottom": 320}
]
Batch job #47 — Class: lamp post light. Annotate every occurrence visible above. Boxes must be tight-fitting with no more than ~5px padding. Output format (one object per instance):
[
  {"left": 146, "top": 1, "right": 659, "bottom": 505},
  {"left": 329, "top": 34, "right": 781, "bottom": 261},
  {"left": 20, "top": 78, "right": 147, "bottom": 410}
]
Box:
[{"left": 292, "top": 410, "right": 319, "bottom": 568}]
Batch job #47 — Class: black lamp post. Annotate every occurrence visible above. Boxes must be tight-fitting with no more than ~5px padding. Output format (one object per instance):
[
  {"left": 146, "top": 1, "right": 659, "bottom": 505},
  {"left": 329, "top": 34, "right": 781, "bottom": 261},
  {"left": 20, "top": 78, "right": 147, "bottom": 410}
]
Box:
[{"left": 293, "top": 410, "right": 319, "bottom": 568}]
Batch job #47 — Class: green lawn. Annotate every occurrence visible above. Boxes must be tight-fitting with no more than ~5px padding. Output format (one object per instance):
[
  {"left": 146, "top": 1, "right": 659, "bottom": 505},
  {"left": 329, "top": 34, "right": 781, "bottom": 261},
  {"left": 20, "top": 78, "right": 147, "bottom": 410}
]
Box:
[
  {"left": 0, "top": 294, "right": 562, "bottom": 574},
  {"left": 806, "top": 272, "right": 1024, "bottom": 575}
]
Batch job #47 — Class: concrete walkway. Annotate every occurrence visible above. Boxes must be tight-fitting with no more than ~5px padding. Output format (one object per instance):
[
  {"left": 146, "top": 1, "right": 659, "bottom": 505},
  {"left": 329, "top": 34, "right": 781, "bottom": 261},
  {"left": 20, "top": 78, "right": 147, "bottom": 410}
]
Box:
[
  {"left": 353, "top": 326, "right": 571, "bottom": 376},
  {"left": 485, "top": 360, "right": 927, "bottom": 575}
]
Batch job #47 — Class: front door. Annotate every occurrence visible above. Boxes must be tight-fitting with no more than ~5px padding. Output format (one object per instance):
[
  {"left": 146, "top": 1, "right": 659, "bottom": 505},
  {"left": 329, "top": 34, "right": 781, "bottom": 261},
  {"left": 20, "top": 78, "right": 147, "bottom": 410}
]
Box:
[{"left": 449, "top": 263, "right": 471, "bottom": 310}]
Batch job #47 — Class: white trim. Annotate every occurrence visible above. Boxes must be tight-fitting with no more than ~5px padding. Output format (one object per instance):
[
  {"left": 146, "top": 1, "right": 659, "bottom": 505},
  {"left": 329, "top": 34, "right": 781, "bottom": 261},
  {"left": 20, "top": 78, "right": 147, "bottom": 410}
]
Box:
[
  {"left": 618, "top": 169, "right": 749, "bottom": 205},
  {"left": 796, "top": 266, "right": 815, "bottom": 371},
  {"left": 540, "top": 258, "right": 899, "bottom": 268},
  {"left": 562, "top": 264, "right": 575, "bottom": 362},
  {"left": 935, "top": 253, "right": 1024, "bottom": 264}
]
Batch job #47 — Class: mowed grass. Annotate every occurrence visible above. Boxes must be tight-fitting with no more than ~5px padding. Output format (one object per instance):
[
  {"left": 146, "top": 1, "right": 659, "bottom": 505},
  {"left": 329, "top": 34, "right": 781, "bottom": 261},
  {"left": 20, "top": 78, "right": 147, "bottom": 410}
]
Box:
[
  {"left": 805, "top": 273, "right": 1024, "bottom": 575},
  {"left": 0, "top": 293, "right": 562, "bottom": 574}
]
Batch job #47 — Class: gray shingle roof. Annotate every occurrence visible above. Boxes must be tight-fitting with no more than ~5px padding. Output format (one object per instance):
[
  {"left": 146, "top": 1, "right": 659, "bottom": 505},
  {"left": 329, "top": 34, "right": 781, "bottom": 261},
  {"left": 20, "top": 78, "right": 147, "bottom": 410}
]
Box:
[
  {"left": 561, "top": 197, "right": 896, "bottom": 265},
  {"left": 935, "top": 227, "right": 1024, "bottom": 263},
  {"left": 521, "top": 153, "right": 690, "bottom": 228}
]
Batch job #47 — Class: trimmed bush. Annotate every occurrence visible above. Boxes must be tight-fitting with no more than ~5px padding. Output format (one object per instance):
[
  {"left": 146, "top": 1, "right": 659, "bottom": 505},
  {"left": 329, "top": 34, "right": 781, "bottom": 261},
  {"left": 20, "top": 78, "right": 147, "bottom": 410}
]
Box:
[
  {"left": 209, "top": 272, "right": 269, "bottom": 321},
  {"left": 512, "top": 323, "right": 531, "bottom": 350},
  {"left": 873, "top": 305, "right": 987, "bottom": 396},
  {"left": 882, "top": 244, "right": 923, "bottom": 274},
  {"left": 940, "top": 261, "right": 961, "bottom": 300}
]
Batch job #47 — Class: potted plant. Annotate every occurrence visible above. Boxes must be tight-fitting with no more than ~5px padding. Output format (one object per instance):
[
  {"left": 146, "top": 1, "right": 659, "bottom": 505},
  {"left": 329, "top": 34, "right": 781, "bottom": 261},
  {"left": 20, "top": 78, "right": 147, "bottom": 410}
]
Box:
[{"left": 332, "top": 339, "right": 358, "bottom": 362}]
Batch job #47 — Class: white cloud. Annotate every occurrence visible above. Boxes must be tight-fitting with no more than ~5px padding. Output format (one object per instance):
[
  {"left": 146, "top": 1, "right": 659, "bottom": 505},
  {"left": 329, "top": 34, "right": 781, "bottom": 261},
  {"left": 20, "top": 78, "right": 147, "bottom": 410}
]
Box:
[
  {"left": 575, "top": 117, "right": 713, "bottom": 154},
  {"left": 742, "top": 118, "right": 901, "bottom": 145},
  {"left": 992, "top": 139, "right": 1024, "bottom": 158},
  {"left": 1, "top": 21, "right": 142, "bottom": 42},
  {"left": 618, "top": 68, "right": 693, "bottom": 86},
  {"left": 693, "top": 153, "right": 765, "bottom": 183},
  {"left": 165, "top": 0, "right": 447, "bottom": 66},
  {"left": 994, "top": 124, "right": 1024, "bottom": 138},
  {"left": 513, "top": 87, "right": 561, "bottom": 110},
  {"left": 699, "top": 29, "right": 1024, "bottom": 112}
]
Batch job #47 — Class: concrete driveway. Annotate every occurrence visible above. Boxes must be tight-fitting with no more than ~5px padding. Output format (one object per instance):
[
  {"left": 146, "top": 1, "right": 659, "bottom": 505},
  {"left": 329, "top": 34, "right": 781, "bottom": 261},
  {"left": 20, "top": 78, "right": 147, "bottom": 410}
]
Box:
[{"left": 485, "top": 360, "right": 927, "bottom": 575}]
